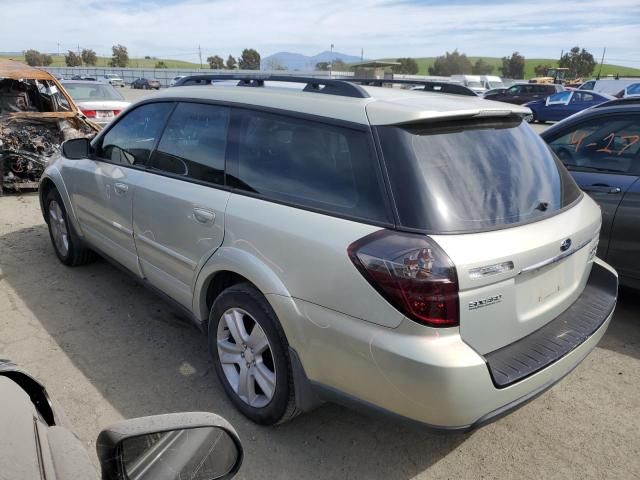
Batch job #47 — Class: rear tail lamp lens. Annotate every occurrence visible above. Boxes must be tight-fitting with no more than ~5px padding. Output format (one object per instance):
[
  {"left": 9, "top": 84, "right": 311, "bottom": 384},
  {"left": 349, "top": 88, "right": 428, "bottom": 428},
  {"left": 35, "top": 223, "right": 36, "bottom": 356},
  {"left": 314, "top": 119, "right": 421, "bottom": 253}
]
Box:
[
  {"left": 81, "top": 109, "right": 96, "bottom": 118},
  {"left": 348, "top": 230, "right": 459, "bottom": 327},
  {"left": 113, "top": 110, "right": 122, "bottom": 116}
]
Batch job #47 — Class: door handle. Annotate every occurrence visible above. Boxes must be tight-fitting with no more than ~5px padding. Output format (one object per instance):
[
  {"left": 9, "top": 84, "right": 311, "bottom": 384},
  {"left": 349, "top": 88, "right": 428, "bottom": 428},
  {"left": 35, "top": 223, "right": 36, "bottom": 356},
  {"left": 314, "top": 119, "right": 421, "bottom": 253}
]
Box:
[
  {"left": 113, "top": 183, "right": 129, "bottom": 194},
  {"left": 583, "top": 184, "right": 622, "bottom": 194},
  {"left": 193, "top": 207, "right": 215, "bottom": 224}
]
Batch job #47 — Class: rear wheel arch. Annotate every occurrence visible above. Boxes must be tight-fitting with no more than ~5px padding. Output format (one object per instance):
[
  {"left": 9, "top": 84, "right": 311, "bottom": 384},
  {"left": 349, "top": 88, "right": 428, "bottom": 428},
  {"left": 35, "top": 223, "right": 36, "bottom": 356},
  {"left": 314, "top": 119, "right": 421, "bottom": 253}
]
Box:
[{"left": 39, "top": 178, "right": 57, "bottom": 221}]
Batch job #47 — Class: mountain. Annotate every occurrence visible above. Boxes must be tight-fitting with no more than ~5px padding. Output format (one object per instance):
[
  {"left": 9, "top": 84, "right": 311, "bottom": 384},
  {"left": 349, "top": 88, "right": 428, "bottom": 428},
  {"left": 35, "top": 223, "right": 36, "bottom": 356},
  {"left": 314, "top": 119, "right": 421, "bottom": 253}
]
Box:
[{"left": 261, "top": 51, "right": 362, "bottom": 71}]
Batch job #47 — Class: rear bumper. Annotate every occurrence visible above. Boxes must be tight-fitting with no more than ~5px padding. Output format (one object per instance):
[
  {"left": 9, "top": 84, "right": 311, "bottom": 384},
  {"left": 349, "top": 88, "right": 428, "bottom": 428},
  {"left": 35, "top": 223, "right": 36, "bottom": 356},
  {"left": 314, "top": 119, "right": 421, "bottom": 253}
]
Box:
[{"left": 270, "top": 259, "right": 618, "bottom": 429}]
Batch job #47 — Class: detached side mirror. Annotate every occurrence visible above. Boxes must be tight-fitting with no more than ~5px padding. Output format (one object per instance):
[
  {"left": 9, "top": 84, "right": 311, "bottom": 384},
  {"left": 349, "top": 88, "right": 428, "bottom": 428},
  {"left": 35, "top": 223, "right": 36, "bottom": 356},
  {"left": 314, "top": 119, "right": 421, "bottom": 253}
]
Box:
[
  {"left": 96, "top": 412, "right": 243, "bottom": 480},
  {"left": 62, "top": 138, "right": 90, "bottom": 160}
]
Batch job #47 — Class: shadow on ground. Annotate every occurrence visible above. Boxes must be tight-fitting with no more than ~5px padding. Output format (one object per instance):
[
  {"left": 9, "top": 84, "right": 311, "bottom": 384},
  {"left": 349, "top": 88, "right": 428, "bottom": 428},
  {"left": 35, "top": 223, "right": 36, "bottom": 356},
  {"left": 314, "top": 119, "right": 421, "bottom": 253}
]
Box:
[{"left": 0, "top": 223, "right": 468, "bottom": 479}]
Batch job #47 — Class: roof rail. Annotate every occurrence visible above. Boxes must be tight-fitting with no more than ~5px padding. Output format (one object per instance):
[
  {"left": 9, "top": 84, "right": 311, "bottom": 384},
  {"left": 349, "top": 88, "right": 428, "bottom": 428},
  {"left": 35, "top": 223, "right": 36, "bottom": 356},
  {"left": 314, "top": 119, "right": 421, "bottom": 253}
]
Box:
[
  {"left": 171, "top": 74, "right": 370, "bottom": 99},
  {"left": 594, "top": 97, "right": 640, "bottom": 108},
  {"left": 345, "top": 78, "right": 478, "bottom": 97}
]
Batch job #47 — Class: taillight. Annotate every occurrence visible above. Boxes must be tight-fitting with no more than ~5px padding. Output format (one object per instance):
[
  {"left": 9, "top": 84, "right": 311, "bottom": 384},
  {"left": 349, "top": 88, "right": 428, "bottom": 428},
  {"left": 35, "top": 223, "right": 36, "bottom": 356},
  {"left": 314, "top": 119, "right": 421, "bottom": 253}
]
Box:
[
  {"left": 81, "top": 109, "right": 96, "bottom": 118},
  {"left": 348, "top": 230, "right": 459, "bottom": 327},
  {"left": 113, "top": 110, "right": 121, "bottom": 116}
]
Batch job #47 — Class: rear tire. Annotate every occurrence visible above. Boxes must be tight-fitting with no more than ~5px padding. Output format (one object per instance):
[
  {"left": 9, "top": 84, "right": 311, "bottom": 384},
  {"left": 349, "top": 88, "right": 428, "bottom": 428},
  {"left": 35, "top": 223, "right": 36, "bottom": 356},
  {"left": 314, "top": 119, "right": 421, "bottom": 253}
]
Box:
[
  {"left": 45, "top": 189, "right": 95, "bottom": 267},
  {"left": 208, "top": 283, "right": 299, "bottom": 425}
]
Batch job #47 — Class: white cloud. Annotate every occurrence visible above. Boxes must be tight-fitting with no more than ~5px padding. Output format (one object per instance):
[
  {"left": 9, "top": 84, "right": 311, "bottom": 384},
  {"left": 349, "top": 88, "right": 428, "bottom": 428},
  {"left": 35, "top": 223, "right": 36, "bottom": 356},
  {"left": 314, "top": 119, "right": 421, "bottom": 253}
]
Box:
[{"left": 1, "top": 0, "right": 638, "bottom": 66}]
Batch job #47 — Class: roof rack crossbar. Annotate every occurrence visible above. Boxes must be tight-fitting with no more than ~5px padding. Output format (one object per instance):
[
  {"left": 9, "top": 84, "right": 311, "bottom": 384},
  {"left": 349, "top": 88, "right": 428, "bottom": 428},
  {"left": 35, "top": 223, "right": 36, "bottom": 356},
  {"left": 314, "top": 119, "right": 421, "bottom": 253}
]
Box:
[
  {"left": 172, "top": 74, "right": 370, "bottom": 98},
  {"left": 346, "top": 78, "right": 477, "bottom": 97}
]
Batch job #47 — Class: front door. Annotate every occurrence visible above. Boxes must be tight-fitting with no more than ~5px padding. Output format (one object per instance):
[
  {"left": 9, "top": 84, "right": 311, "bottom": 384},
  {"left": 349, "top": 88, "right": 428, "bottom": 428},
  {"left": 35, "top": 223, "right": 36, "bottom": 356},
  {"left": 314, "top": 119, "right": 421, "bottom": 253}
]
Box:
[
  {"left": 133, "top": 102, "right": 231, "bottom": 308},
  {"left": 67, "top": 102, "right": 173, "bottom": 274}
]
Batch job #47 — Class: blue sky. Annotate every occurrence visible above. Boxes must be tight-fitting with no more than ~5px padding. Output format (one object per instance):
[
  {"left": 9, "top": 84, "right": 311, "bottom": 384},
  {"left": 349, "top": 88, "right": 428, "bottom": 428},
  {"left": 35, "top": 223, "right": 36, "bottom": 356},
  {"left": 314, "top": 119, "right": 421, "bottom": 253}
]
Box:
[{"left": 1, "top": 0, "right": 639, "bottom": 66}]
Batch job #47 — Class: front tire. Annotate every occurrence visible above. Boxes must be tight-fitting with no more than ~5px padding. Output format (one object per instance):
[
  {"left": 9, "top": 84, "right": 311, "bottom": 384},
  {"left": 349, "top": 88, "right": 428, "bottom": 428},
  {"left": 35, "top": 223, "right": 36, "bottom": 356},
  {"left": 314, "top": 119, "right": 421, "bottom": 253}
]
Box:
[
  {"left": 45, "top": 189, "right": 95, "bottom": 266},
  {"left": 209, "top": 283, "right": 298, "bottom": 425}
]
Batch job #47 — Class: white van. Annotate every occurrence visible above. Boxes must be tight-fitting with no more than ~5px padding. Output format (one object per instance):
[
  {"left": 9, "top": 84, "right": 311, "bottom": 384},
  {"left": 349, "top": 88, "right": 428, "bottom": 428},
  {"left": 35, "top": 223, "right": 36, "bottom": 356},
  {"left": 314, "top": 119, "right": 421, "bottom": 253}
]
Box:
[
  {"left": 480, "top": 75, "right": 505, "bottom": 90},
  {"left": 450, "top": 74, "right": 486, "bottom": 94},
  {"left": 578, "top": 78, "right": 638, "bottom": 95}
]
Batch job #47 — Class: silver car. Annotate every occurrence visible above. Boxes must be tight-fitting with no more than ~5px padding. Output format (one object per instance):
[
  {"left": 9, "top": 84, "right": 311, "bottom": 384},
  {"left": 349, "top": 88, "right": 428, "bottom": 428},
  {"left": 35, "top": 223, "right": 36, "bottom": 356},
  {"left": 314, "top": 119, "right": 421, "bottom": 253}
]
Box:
[
  {"left": 39, "top": 76, "right": 618, "bottom": 430},
  {"left": 61, "top": 80, "right": 130, "bottom": 126}
]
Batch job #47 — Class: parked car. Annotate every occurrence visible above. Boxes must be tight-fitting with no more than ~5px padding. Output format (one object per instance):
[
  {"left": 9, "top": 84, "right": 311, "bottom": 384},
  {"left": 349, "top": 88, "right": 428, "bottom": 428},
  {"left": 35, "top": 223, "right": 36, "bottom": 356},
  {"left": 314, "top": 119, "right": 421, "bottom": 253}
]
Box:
[
  {"left": 482, "top": 87, "right": 507, "bottom": 98},
  {"left": 541, "top": 99, "right": 640, "bottom": 289},
  {"left": 450, "top": 74, "right": 486, "bottom": 94},
  {"left": 0, "top": 358, "right": 243, "bottom": 480},
  {"left": 0, "top": 59, "right": 99, "bottom": 195},
  {"left": 131, "top": 77, "right": 161, "bottom": 90},
  {"left": 614, "top": 82, "right": 640, "bottom": 98},
  {"left": 524, "top": 90, "right": 614, "bottom": 123},
  {"left": 170, "top": 75, "right": 187, "bottom": 86},
  {"left": 39, "top": 75, "right": 618, "bottom": 430},
  {"left": 578, "top": 78, "right": 638, "bottom": 95},
  {"left": 70, "top": 75, "right": 97, "bottom": 81},
  {"left": 61, "top": 80, "right": 130, "bottom": 126},
  {"left": 484, "top": 82, "right": 563, "bottom": 105},
  {"left": 102, "top": 74, "right": 125, "bottom": 88}
]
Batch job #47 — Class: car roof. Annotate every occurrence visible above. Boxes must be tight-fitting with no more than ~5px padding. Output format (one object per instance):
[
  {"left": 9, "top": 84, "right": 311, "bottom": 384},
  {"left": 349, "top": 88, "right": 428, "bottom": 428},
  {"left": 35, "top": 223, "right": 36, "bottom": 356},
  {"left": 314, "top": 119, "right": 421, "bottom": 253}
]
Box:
[
  {"left": 148, "top": 83, "right": 530, "bottom": 126},
  {"left": 0, "top": 58, "right": 56, "bottom": 81}
]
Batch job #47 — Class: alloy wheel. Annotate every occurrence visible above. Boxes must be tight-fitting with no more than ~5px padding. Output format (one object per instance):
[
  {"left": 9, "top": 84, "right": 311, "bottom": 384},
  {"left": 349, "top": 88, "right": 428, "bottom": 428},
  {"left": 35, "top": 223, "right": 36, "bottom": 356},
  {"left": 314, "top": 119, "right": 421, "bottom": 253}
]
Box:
[
  {"left": 48, "top": 200, "right": 69, "bottom": 257},
  {"left": 216, "top": 308, "right": 276, "bottom": 408}
]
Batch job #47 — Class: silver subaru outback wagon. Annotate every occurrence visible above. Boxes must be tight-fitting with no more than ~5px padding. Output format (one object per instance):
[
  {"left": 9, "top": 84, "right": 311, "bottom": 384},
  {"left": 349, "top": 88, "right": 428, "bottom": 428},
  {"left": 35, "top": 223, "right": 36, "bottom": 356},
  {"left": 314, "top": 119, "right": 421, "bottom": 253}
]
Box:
[{"left": 39, "top": 76, "right": 618, "bottom": 430}]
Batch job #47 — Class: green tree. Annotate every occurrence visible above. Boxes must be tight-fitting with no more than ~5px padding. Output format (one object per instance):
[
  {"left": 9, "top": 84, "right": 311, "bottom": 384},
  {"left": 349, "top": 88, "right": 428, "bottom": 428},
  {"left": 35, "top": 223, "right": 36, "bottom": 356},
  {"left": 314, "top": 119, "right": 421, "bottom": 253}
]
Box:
[
  {"left": 533, "top": 63, "right": 554, "bottom": 77},
  {"left": 207, "top": 55, "right": 225, "bottom": 69},
  {"left": 81, "top": 49, "right": 97, "bottom": 66},
  {"left": 109, "top": 44, "right": 129, "bottom": 67},
  {"left": 24, "top": 49, "right": 44, "bottom": 66},
  {"left": 471, "top": 58, "right": 494, "bottom": 75},
  {"left": 428, "top": 50, "right": 472, "bottom": 76},
  {"left": 239, "top": 48, "right": 260, "bottom": 70},
  {"left": 500, "top": 52, "right": 525, "bottom": 79},
  {"left": 315, "top": 61, "right": 330, "bottom": 71},
  {"left": 64, "top": 50, "right": 82, "bottom": 67},
  {"left": 559, "top": 46, "right": 596, "bottom": 78},
  {"left": 392, "top": 57, "right": 419, "bottom": 74},
  {"left": 155, "top": 61, "right": 168, "bottom": 69},
  {"left": 41, "top": 54, "right": 53, "bottom": 66},
  {"left": 226, "top": 55, "right": 237, "bottom": 70}
]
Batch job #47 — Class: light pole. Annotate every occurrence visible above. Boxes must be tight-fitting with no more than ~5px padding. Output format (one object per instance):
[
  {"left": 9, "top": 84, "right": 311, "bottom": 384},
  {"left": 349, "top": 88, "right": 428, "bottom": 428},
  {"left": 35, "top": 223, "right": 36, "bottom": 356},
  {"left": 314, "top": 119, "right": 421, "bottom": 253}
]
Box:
[{"left": 329, "top": 43, "right": 334, "bottom": 77}]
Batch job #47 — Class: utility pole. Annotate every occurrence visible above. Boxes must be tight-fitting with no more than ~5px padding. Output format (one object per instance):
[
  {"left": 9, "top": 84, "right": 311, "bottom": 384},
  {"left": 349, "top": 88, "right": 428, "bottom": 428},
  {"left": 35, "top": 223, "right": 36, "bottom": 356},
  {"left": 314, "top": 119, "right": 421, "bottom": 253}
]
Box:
[
  {"left": 199, "top": 44, "right": 203, "bottom": 69},
  {"left": 57, "top": 42, "right": 61, "bottom": 57},
  {"left": 597, "top": 47, "right": 606, "bottom": 80},
  {"left": 361, "top": 48, "right": 364, "bottom": 61},
  {"left": 329, "top": 43, "right": 334, "bottom": 77}
]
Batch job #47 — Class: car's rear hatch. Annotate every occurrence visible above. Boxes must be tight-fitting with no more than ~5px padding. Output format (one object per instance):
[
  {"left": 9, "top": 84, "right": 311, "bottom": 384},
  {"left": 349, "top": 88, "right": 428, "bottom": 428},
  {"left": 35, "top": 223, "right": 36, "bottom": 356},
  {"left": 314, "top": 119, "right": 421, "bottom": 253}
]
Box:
[{"left": 376, "top": 116, "right": 603, "bottom": 355}]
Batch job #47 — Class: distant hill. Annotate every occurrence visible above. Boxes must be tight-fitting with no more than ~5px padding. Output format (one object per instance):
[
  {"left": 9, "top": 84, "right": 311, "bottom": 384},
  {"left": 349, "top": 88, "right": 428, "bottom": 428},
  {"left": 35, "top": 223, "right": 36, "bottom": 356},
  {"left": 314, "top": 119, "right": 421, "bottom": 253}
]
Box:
[
  {"left": 261, "top": 51, "right": 362, "bottom": 71},
  {"left": 383, "top": 56, "right": 640, "bottom": 79}
]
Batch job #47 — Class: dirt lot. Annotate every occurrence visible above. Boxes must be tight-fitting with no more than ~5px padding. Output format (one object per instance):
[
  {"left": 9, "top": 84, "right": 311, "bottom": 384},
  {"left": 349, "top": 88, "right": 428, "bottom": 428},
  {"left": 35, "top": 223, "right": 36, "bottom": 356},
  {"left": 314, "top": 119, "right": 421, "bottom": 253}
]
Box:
[{"left": 1, "top": 194, "right": 639, "bottom": 479}]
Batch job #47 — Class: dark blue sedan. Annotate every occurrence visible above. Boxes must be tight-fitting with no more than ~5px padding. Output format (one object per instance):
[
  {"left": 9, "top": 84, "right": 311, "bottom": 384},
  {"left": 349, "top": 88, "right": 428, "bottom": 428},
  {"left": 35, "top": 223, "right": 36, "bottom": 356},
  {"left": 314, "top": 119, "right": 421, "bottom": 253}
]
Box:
[{"left": 525, "top": 90, "right": 613, "bottom": 123}]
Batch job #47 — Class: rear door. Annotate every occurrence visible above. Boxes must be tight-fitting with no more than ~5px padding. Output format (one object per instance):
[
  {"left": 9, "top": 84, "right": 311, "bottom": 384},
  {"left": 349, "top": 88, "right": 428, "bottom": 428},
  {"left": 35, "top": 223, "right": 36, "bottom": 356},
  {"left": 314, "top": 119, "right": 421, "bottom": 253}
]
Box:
[
  {"left": 133, "top": 102, "right": 230, "bottom": 308},
  {"left": 546, "top": 113, "right": 640, "bottom": 259}
]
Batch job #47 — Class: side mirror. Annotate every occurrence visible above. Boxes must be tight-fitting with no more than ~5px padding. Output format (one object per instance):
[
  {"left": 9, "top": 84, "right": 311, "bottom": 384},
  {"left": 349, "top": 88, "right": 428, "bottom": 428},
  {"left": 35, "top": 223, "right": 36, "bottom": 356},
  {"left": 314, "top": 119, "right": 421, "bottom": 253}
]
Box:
[
  {"left": 96, "top": 412, "right": 243, "bottom": 480},
  {"left": 62, "top": 138, "right": 90, "bottom": 160}
]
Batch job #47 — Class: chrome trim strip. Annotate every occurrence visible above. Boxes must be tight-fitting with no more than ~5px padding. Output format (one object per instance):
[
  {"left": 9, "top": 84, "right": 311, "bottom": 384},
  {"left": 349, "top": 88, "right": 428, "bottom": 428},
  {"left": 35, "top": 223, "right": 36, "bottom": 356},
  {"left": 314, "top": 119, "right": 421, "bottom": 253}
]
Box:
[{"left": 518, "top": 237, "right": 592, "bottom": 275}]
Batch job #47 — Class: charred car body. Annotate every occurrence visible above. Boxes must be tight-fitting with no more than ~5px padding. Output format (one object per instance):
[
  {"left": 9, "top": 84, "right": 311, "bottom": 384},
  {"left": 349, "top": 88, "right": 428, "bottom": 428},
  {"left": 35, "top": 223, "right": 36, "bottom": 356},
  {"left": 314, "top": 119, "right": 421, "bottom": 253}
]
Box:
[{"left": 0, "top": 59, "right": 99, "bottom": 195}]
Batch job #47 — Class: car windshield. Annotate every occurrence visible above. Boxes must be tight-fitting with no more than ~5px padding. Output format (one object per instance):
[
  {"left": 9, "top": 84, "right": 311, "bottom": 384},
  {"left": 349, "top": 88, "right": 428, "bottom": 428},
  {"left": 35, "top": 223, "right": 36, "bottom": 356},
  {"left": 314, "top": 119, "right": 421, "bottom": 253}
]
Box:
[
  {"left": 467, "top": 80, "right": 483, "bottom": 88},
  {"left": 63, "top": 82, "right": 124, "bottom": 101},
  {"left": 377, "top": 117, "right": 582, "bottom": 232},
  {"left": 628, "top": 83, "right": 640, "bottom": 95}
]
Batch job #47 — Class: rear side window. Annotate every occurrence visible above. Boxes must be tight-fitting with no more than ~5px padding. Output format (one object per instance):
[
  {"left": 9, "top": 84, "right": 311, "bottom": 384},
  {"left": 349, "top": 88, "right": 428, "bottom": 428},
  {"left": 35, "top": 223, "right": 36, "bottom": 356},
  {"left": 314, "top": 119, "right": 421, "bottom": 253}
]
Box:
[
  {"left": 548, "top": 115, "right": 640, "bottom": 174},
  {"left": 228, "top": 109, "right": 390, "bottom": 223},
  {"left": 149, "top": 102, "right": 229, "bottom": 185},
  {"left": 98, "top": 102, "right": 172, "bottom": 165},
  {"left": 378, "top": 117, "right": 582, "bottom": 232}
]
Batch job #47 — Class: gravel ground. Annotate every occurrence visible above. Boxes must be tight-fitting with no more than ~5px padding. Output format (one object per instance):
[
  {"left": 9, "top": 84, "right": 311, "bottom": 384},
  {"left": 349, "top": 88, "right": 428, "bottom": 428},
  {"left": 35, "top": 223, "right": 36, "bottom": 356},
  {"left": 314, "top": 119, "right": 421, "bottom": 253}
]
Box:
[{"left": 0, "top": 194, "right": 638, "bottom": 479}]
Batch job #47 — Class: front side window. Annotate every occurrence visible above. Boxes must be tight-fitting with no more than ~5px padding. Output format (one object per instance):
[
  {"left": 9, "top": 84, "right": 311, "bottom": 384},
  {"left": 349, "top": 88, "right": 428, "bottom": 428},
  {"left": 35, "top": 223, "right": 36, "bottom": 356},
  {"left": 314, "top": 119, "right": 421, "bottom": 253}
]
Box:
[
  {"left": 378, "top": 117, "right": 582, "bottom": 232},
  {"left": 627, "top": 83, "right": 640, "bottom": 96},
  {"left": 97, "top": 102, "right": 173, "bottom": 165},
  {"left": 229, "top": 109, "right": 389, "bottom": 223},
  {"left": 548, "top": 115, "right": 640, "bottom": 174},
  {"left": 149, "top": 102, "right": 229, "bottom": 185},
  {"left": 581, "top": 81, "right": 596, "bottom": 90},
  {"left": 507, "top": 85, "right": 521, "bottom": 95},
  {"left": 548, "top": 92, "right": 571, "bottom": 105}
]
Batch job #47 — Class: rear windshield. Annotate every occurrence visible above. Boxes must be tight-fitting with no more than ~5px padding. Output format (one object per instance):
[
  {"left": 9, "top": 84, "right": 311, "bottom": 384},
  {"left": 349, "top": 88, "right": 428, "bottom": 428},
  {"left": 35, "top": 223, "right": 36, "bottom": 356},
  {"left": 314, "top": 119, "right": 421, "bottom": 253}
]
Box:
[
  {"left": 377, "top": 117, "right": 582, "bottom": 233},
  {"left": 63, "top": 82, "right": 123, "bottom": 101}
]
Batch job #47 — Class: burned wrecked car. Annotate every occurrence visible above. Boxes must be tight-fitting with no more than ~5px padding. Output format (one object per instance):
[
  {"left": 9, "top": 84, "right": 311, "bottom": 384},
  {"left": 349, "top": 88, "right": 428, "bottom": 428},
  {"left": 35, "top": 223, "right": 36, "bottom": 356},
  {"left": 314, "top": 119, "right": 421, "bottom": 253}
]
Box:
[{"left": 0, "top": 59, "right": 99, "bottom": 195}]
